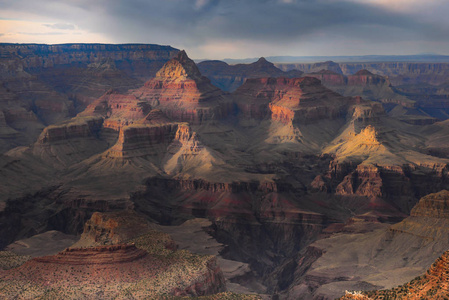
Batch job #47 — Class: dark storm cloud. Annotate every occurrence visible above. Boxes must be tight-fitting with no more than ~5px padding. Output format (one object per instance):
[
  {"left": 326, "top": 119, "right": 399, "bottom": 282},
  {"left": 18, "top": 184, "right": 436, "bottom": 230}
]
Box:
[
  {"left": 95, "top": 0, "right": 447, "bottom": 41},
  {"left": 1, "top": 0, "right": 448, "bottom": 56}
]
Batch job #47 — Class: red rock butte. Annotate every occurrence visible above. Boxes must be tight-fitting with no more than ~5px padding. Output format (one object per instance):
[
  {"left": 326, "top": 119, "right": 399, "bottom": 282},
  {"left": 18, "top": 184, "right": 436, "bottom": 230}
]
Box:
[
  {"left": 234, "top": 76, "right": 358, "bottom": 124},
  {"left": 138, "top": 50, "right": 225, "bottom": 104}
]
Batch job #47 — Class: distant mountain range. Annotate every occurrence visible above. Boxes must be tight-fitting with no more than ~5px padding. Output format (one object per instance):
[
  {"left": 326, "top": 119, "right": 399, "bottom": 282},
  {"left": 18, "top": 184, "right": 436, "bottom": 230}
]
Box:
[{"left": 198, "top": 54, "right": 449, "bottom": 64}]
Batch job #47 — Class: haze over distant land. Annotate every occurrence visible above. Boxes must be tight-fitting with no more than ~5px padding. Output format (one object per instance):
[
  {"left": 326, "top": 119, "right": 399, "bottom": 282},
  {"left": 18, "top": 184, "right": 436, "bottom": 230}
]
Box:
[
  {"left": 1, "top": 0, "right": 449, "bottom": 59},
  {"left": 216, "top": 54, "right": 449, "bottom": 64}
]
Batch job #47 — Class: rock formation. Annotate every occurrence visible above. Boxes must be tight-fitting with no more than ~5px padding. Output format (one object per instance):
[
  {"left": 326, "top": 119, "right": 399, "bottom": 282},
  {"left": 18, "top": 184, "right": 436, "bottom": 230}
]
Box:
[
  {"left": 278, "top": 190, "right": 449, "bottom": 299},
  {"left": 198, "top": 57, "right": 303, "bottom": 91},
  {"left": 133, "top": 50, "right": 233, "bottom": 124},
  {"left": 0, "top": 211, "right": 227, "bottom": 299},
  {"left": 275, "top": 60, "right": 343, "bottom": 75},
  {"left": 3, "top": 47, "right": 449, "bottom": 300},
  {"left": 306, "top": 69, "right": 416, "bottom": 116},
  {"left": 0, "top": 43, "right": 179, "bottom": 153},
  {"left": 340, "top": 249, "right": 449, "bottom": 299},
  {"left": 276, "top": 61, "right": 449, "bottom": 120},
  {"left": 235, "top": 76, "right": 352, "bottom": 124},
  {"left": 276, "top": 61, "right": 449, "bottom": 86},
  {"left": 0, "top": 243, "right": 225, "bottom": 298}
]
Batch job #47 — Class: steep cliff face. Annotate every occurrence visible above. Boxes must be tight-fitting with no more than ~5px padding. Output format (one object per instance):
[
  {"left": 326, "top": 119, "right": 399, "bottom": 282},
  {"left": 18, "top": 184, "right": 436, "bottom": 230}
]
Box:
[
  {"left": 348, "top": 70, "right": 387, "bottom": 86},
  {"left": 306, "top": 69, "right": 414, "bottom": 112},
  {"left": 0, "top": 43, "right": 179, "bottom": 80},
  {"left": 234, "top": 76, "right": 353, "bottom": 124},
  {"left": 37, "top": 116, "right": 104, "bottom": 144},
  {"left": 280, "top": 190, "right": 449, "bottom": 299},
  {"left": 134, "top": 51, "right": 233, "bottom": 124},
  {"left": 133, "top": 176, "right": 329, "bottom": 283},
  {"left": 29, "top": 116, "right": 109, "bottom": 168},
  {"left": 105, "top": 122, "right": 180, "bottom": 158},
  {"left": 276, "top": 61, "right": 449, "bottom": 120},
  {"left": 340, "top": 249, "right": 449, "bottom": 300},
  {"left": 0, "top": 43, "right": 179, "bottom": 153},
  {"left": 305, "top": 69, "right": 347, "bottom": 85},
  {"left": 410, "top": 190, "right": 449, "bottom": 218}
]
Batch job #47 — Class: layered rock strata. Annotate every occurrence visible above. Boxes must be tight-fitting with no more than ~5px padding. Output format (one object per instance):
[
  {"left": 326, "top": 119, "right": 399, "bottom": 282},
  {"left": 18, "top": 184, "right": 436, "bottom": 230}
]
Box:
[{"left": 198, "top": 57, "right": 303, "bottom": 91}]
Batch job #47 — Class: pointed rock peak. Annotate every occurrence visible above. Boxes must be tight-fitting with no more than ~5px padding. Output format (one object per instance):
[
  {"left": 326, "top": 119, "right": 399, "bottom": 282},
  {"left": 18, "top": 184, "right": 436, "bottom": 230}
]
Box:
[
  {"left": 156, "top": 50, "right": 202, "bottom": 80},
  {"left": 254, "top": 57, "right": 273, "bottom": 66},
  {"left": 355, "top": 69, "right": 375, "bottom": 76},
  {"left": 174, "top": 50, "right": 190, "bottom": 63}
]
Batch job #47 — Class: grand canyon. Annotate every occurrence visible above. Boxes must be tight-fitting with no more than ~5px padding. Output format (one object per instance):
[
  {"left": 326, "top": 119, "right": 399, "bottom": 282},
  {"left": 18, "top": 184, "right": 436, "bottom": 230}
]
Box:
[{"left": 1, "top": 41, "right": 449, "bottom": 300}]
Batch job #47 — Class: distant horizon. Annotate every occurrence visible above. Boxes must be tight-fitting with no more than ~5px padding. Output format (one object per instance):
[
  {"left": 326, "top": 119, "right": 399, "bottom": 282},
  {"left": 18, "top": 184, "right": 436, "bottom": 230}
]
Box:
[{"left": 2, "top": 42, "right": 449, "bottom": 64}]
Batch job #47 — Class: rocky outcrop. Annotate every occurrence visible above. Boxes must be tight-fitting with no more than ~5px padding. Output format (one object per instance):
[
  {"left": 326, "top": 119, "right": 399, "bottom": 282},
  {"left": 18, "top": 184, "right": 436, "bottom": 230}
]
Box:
[
  {"left": 0, "top": 43, "right": 178, "bottom": 80},
  {"left": 172, "top": 257, "right": 226, "bottom": 297},
  {"left": 410, "top": 189, "right": 449, "bottom": 218},
  {"left": 279, "top": 190, "right": 449, "bottom": 299},
  {"left": 335, "top": 164, "right": 383, "bottom": 199},
  {"left": 37, "top": 116, "right": 103, "bottom": 143},
  {"left": 0, "top": 43, "right": 179, "bottom": 152},
  {"left": 0, "top": 211, "right": 227, "bottom": 299},
  {"left": 306, "top": 69, "right": 347, "bottom": 85},
  {"left": 133, "top": 51, "right": 233, "bottom": 124},
  {"left": 339, "top": 62, "right": 449, "bottom": 86},
  {"left": 105, "top": 122, "right": 180, "bottom": 158},
  {"left": 74, "top": 211, "right": 172, "bottom": 247},
  {"left": 80, "top": 51, "right": 233, "bottom": 127},
  {"left": 347, "top": 69, "right": 386, "bottom": 86},
  {"left": 198, "top": 57, "right": 303, "bottom": 91},
  {"left": 135, "top": 176, "right": 329, "bottom": 286},
  {"left": 276, "top": 61, "right": 343, "bottom": 74},
  {"left": 340, "top": 249, "right": 449, "bottom": 299},
  {"left": 234, "top": 77, "right": 353, "bottom": 124},
  {"left": 80, "top": 90, "right": 151, "bottom": 131},
  {"left": 306, "top": 69, "right": 415, "bottom": 111},
  {"left": 276, "top": 61, "right": 449, "bottom": 86},
  {"left": 325, "top": 160, "right": 449, "bottom": 215}
]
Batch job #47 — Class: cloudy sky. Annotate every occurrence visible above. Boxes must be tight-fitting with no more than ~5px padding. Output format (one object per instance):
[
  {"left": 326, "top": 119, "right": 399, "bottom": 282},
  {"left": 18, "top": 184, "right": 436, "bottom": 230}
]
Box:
[{"left": 0, "top": 0, "right": 448, "bottom": 59}]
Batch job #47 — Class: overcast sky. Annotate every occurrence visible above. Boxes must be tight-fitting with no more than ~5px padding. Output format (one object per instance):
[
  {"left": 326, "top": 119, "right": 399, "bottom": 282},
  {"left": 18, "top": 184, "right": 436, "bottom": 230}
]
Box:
[{"left": 0, "top": 0, "right": 448, "bottom": 59}]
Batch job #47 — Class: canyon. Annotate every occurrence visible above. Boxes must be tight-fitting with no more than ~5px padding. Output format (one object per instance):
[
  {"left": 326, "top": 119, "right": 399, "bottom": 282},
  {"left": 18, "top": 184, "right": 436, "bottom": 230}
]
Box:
[{"left": 1, "top": 44, "right": 449, "bottom": 299}]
